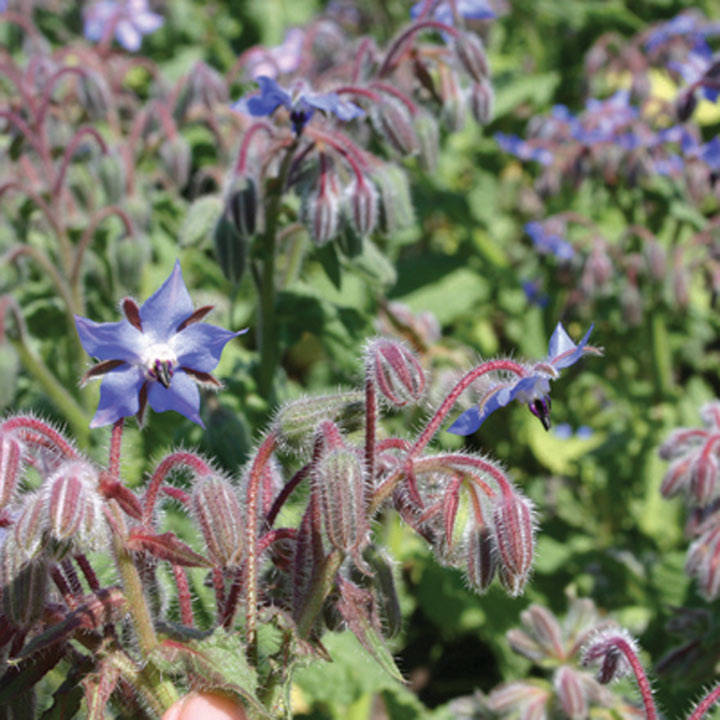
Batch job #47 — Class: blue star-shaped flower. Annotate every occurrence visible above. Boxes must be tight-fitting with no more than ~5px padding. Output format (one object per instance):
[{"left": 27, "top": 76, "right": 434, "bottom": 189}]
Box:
[
  {"left": 448, "top": 323, "right": 598, "bottom": 435},
  {"left": 75, "top": 261, "right": 244, "bottom": 429},
  {"left": 232, "top": 76, "right": 364, "bottom": 135},
  {"left": 525, "top": 221, "right": 575, "bottom": 261},
  {"left": 410, "top": 0, "right": 496, "bottom": 24},
  {"left": 84, "top": 0, "right": 163, "bottom": 52}
]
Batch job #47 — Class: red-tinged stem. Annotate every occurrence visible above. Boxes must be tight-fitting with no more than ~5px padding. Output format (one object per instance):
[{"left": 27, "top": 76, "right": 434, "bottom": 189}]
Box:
[
  {"left": 1, "top": 416, "right": 78, "bottom": 459},
  {"left": 50, "top": 564, "right": 76, "bottom": 608},
  {"left": 0, "top": 182, "right": 63, "bottom": 238},
  {"left": 171, "top": 565, "right": 194, "bottom": 627},
  {"left": 0, "top": 109, "right": 49, "bottom": 165},
  {"left": 221, "top": 567, "right": 243, "bottom": 630},
  {"left": 334, "top": 85, "right": 383, "bottom": 103},
  {"left": 257, "top": 527, "right": 297, "bottom": 555},
  {"left": 234, "top": 121, "right": 275, "bottom": 174},
  {"left": 143, "top": 452, "right": 212, "bottom": 524},
  {"left": 34, "top": 66, "right": 93, "bottom": 129},
  {"left": 377, "top": 438, "right": 411, "bottom": 452},
  {"left": 613, "top": 637, "right": 657, "bottom": 720},
  {"left": 369, "top": 81, "right": 419, "bottom": 115},
  {"left": 413, "top": 453, "right": 509, "bottom": 497},
  {"left": 244, "top": 433, "right": 278, "bottom": 661},
  {"left": 109, "top": 418, "right": 124, "bottom": 483},
  {"left": 305, "top": 126, "right": 369, "bottom": 180},
  {"left": 52, "top": 125, "right": 108, "bottom": 198},
  {"left": 74, "top": 554, "right": 100, "bottom": 592},
  {"left": 688, "top": 685, "right": 720, "bottom": 720},
  {"left": 265, "top": 465, "right": 310, "bottom": 528},
  {"left": 409, "top": 359, "right": 526, "bottom": 457},
  {"left": 364, "top": 377, "right": 377, "bottom": 506},
  {"left": 161, "top": 486, "right": 191, "bottom": 505},
  {"left": 379, "top": 20, "right": 459, "bottom": 77},
  {"left": 61, "top": 558, "right": 83, "bottom": 597},
  {"left": 352, "top": 37, "right": 374, "bottom": 82}
]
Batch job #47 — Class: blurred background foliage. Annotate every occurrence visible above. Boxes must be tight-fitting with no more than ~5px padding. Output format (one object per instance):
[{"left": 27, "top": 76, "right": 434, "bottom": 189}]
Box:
[{"left": 3, "top": 0, "right": 720, "bottom": 718}]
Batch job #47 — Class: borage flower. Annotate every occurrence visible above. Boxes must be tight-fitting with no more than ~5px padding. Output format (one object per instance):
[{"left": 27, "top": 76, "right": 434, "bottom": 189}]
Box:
[
  {"left": 84, "top": 0, "right": 164, "bottom": 52},
  {"left": 449, "top": 323, "right": 599, "bottom": 435},
  {"left": 75, "top": 261, "right": 244, "bottom": 429},
  {"left": 233, "top": 76, "right": 364, "bottom": 135},
  {"left": 410, "top": 0, "right": 496, "bottom": 24}
]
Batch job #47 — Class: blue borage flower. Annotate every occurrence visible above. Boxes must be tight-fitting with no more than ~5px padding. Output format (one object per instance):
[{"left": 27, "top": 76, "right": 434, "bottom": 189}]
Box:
[
  {"left": 525, "top": 221, "right": 574, "bottom": 261},
  {"left": 75, "top": 261, "right": 245, "bottom": 429},
  {"left": 84, "top": 0, "right": 163, "bottom": 52},
  {"left": 233, "top": 76, "right": 364, "bottom": 135},
  {"left": 448, "top": 323, "right": 599, "bottom": 435},
  {"left": 410, "top": 0, "right": 496, "bottom": 24},
  {"left": 669, "top": 39, "right": 720, "bottom": 103},
  {"left": 645, "top": 11, "right": 720, "bottom": 52}
]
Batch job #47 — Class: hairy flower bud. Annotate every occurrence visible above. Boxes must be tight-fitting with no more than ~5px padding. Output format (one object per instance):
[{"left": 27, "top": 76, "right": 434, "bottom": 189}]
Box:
[
  {"left": 303, "top": 169, "right": 341, "bottom": 246},
  {"left": 465, "top": 524, "right": 497, "bottom": 593},
  {"left": 0, "top": 434, "right": 22, "bottom": 509},
  {"left": 45, "top": 462, "right": 95, "bottom": 541},
  {"left": 690, "top": 453, "right": 719, "bottom": 505},
  {"left": 492, "top": 492, "right": 534, "bottom": 596},
  {"left": 371, "top": 99, "right": 419, "bottom": 156},
  {"left": 582, "top": 628, "right": 636, "bottom": 683},
  {"left": 554, "top": 666, "right": 588, "bottom": 719},
  {"left": 371, "top": 164, "right": 415, "bottom": 234},
  {"left": 686, "top": 524, "right": 720, "bottom": 600},
  {"left": 77, "top": 70, "right": 112, "bottom": 119},
  {"left": 225, "top": 175, "right": 257, "bottom": 239},
  {"left": 14, "top": 492, "right": 46, "bottom": 558},
  {"left": 468, "top": 79, "right": 494, "bottom": 125},
  {"left": 453, "top": 31, "right": 490, "bottom": 83},
  {"left": 345, "top": 175, "right": 378, "bottom": 238},
  {"left": 274, "top": 391, "right": 364, "bottom": 453},
  {"left": 159, "top": 136, "right": 192, "bottom": 189},
  {"left": 660, "top": 456, "right": 691, "bottom": 498},
  {"left": 439, "top": 66, "right": 466, "bottom": 132},
  {"left": 366, "top": 338, "right": 425, "bottom": 407},
  {"left": 2, "top": 557, "right": 49, "bottom": 627},
  {"left": 414, "top": 111, "right": 440, "bottom": 171},
  {"left": 96, "top": 151, "right": 127, "bottom": 204},
  {"left": 313, "top": 448, "right": 368, "bottom": 558},
  {"left": 522, "top": 605, "right": 565, "bottom": 658},
  {"left": 191, "top": 476, "right": 244, "bottom": 566}
]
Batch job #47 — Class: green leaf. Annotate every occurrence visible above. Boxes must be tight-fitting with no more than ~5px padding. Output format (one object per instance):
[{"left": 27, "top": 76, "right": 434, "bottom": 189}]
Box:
[{"left": 181, "top": 195, "right": 223, "bottom": 248}]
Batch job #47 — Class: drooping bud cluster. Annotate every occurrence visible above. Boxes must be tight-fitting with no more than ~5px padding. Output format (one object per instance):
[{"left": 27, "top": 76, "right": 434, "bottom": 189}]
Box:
[
  {"left": 365, "top": 337, "right": 426, "bottom": 407},
  {"left": 582, "top": 628, "right": 637, "bottom": 684}
]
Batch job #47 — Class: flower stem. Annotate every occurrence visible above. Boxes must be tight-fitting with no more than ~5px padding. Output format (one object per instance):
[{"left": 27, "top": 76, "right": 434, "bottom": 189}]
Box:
[
  {"left": 688, "top": 685, "right": 720, "bottom": 720},
  {"left": 614, "top": 637, "right": 657, "bottom": 720}
]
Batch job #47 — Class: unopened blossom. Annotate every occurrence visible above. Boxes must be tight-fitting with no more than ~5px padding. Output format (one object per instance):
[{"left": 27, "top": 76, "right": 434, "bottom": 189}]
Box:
[
  {"left": 75, "top": 261, "right": 244, "bottom": 428},
  {"left": 84, "top": 0, "right": 163, "bottom": 52},
  {"left": 233, "top": 76, "right": 364, "bottom": 135},
  {"left": 449, "top": 323, "right": 599, "bottom": 435}
]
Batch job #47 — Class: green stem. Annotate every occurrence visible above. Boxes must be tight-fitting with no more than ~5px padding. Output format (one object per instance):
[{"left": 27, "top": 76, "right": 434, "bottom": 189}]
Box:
[
  {"left": 255, "top": 141, "right": 298, "bottom": 397},
  {"left": 650, "top": 311, "right": 673, "bottom": 399},
  {"left": 108, "top": 502, "right": 179, "bottom": 711},
  {"left": 11, "top": 337, "right": 90, "bottom": 446},
  {"left": 296, "top": 550, "right": 343, "bottom": 638}
]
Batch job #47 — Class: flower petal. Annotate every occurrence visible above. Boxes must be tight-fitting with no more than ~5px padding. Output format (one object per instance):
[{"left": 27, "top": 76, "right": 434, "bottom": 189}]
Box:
[
  {"left": 132, "top": 11, "right": 164, "bottom": 34},
  {"left": 115, "top": 19, "right": 142, "bottom": 51},
  {"left": 244, "top": 76, "right": 291, "bottom": 117},
  {"left": 448, "top": 406, "right": 483, "bottom": 435},
  {"left": 148, "top": 371, "right": 203, "bottom": 427},
  {"left": 550, "top": 324, "right": 594, "bottom": 369},
  {"left": 173, "top": 323, "right": 245, "bottom": 373},
  {"left": 305, "top": 91, "right": 365, "bottom": 121},
  {"left": 139, "top": 260, "right": 194, "bottom": 340},
  {"left": 75, "top": 316, "right": 145, "bottom": 363},
  {"left": 90, "top": 366, "right": 144, "bottom": 428}
]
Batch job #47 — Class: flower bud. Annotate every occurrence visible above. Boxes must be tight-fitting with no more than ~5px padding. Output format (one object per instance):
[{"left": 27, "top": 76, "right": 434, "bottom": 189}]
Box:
[
  {"left": 274, "top": 391, "right": 364, "bottom": 454},
  {"left": 213, "top": 216, "right": 248, "bottom": 285},
  {"left": 554, "top": 666, "right": 588, "bottom": 719},
  {"left": 345, "top": 175, "right": 378, "bottom": 238},
  {"left": 700, "top": 402, "right": 720, "bottom": 429},
  {"left": 313, "top": 448, "right": 368, "bottom": 558},
  {"left": 582, "top": 628, "right": 636, "bottom": 683},
  {"left": 96, "top": 150, "right": 127, "bottom": 204},
  {"left": 225, "top": 175, "right": 257, "bottom": 239},
  {"left": 371, "top": 164, "right": 415, "bottom": 234},
  {"left": 413, "top": 111, "right": 439, "bottom": 171},
  {"left": 2, "top": 556, "right": 49, "bottom": 627},
  {"left": 439, "top": 66, "right": 466, "bottom": 132},
  {"left": 365, "top": 338, "right": 425, "bottom": 407},
  {"left": 45, "top": 461, "right": 98, "bottom": 544},
  {"left": 191, "top": 476, "right": 244, "bottom": 566},
  {"left": 492, "top": 492, "right": 534, "bottom": 596},
  {"left": 453, "top": 31, "right": 490, "bottom": 83},
  {"left": 77, "top": 70, "right": 112, "bottom": 119},
  {"left": 660, "top": 456, "right": 691, "bottom": 498},
  {"left": 686, "top": 525, "right": 720, "bottom": 600},
  {"left": 176, "top": 61, "right": 229, "bottom": 121},
  {"left": 690, "top": 453, "right": 719, "bottom": 505},
  {"left": 14, "top": 492, "right": 46, "bottom": 558},
  {"left": 465, "top": 524, "right": 497, "bottom": 593},
  {"left": 159, "top": 135, "right": 192, "bottom": 189},
  {"left": 0, "top": 434, "right": 22, "bottom": 509},
  {"left": 522, "top": 605, "right": 564, "bottom": 658},
  {"left": 303, "top": 172, "right": 341, "bottom": 246},
  {"left": 468, "top": 79, "right": 494, "bottom": 125},
  {"left": 371, "top": 99, "right": 419, "bottom": 156}
]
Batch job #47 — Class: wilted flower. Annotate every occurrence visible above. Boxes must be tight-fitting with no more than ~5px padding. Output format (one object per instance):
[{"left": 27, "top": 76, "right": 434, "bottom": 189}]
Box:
[
  {"left": 449, "top": 323, "right": 599, "bottom": 435},
  {"left": 233, "top": 76, "right": 364, "bottom": 135},
  {"left": 75, "top": 261, "right": 243, "bottom": 428},
  {"left": 84, "top": 0, "right": 164, "bottom": 52}
]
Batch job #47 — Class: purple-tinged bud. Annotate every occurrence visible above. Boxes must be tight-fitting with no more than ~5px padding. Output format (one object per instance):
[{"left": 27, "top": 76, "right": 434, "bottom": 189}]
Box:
[
  {"left": 45, "top": 461, "right": 97, "bottom": 543},
  {"left": 554, "top": 666, "right": 588, "bottom": 719},
  {"left": 660, "top": 457, "right": 691, "bottom": 498},
  {"left": 582, "top": 628, "right": 635, "bottom": 683},
  {"left": 521, "top": 605, "right": 564, "bottom": 659},
  {"left": 659, "top": 428, "right": 705, "bottom": 460},
  {"left": 314, "top": 448, "right": 368, "bottom": 559},
  {"left": 274, "top": 391, "right": 364, "bottom": 454},
  {"left": 492, "top": 492, "right": 534, "bottom": 596},
  {"left": 488, "top": 683, "right": 550, "bottom": 714},
  {"left": 366, "top": 338, "right": 425, "bottom": 407},
  {"left": 468, "top": 79, "right": 494, "bottom": 126},
  {"left": 2, "top": 558, "right": 49, "bottom": 627},
  {"left": 700, "top": 402, "right": 720, "bottom": 429},
  {"left": 690, "top": 453, "right": 719, "bottom": 505},
  {"left": 507, "top": 628, "right": 544, "bottom": 662},
  {"left": 159, "top": 135, "right": 192, "bottom": 189},
  {"left": 303, "top": 160, "right": 341, "bottom": 246},
  {"left": 686, "top": 525, "right": 720, "bottom": 600},
  {"left": 371, "top": 164, "right": 415, "bottom": 234},
  {"left": 14, "top": 492, "right": 46, "bottom": 558},
  {"left": 77, "top": 70, "right": 112, "bottom": 120},
  {"left": 345, "top": 175, "right": 378, "bottom": 238},
  {"left": 453, "top": 31, "right": 490, "bottom": 83},
  {"left": 371, "top": 99, "right": 419, "bottom": 156},
  {"left": 465, "top": 525, "right": 497, "bottom": 593},
  {"left": 0, "top": 434, "right": 22, "bottom": 509},
  {"left": 191, "top": 476, "right": 244, "bottom": 566},
  {"left": 414, "top": 112, "right": 439, "bottom": 171}
]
